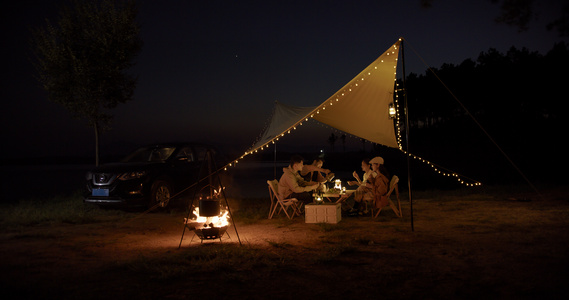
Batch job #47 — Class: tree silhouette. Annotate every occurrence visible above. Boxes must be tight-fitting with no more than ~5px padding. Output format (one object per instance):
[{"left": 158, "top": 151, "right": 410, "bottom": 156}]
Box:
[
  {"left": 421, "top": 0, "right": 569, "bottom": 37},
  {"left": 401, "top": 42, "right": 569, "bottom": 183},
  {"left": 31, "top": 0, "right": 143, "bottom": 166}
]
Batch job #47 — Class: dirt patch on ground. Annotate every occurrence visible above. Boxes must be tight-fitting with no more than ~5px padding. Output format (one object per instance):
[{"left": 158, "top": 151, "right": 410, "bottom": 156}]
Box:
[{"left": 1, "top": 187, "right": 569, "bottom": 299}]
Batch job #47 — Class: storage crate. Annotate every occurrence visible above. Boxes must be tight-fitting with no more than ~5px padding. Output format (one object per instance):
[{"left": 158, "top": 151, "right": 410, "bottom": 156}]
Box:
[{"left": 305, "top": 203, "right": 341, "bottom": 224}]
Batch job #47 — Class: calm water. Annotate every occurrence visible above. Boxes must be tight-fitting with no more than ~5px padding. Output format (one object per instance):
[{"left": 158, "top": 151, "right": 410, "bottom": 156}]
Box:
[
  {"left": 0, "top": 161, "right": 355, "bottom": 203},
  {"left": 0, "top": 164, "right": 91, "bottom": 203}
]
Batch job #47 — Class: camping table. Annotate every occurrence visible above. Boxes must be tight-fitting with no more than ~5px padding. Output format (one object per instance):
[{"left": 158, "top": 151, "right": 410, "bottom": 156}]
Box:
[{"left": 322, "top": 190, "right": 355, "bottom": 204}]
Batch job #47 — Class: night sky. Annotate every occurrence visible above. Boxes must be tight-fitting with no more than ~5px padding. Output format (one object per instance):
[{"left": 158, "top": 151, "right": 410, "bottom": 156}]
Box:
[{"left": 1, "top": 0, "right": 563, "bottom": 160}]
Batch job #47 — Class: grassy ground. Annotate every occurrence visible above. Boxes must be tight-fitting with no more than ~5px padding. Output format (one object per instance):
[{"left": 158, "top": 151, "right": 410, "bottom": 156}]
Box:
[{"left": 1, "top": 185, "right": 568, "bottom": 299}]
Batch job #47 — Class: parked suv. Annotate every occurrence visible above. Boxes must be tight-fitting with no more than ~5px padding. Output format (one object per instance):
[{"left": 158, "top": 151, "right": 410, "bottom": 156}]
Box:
[{"left": 84, "top": 143, "right": 225, "bottom": 209}]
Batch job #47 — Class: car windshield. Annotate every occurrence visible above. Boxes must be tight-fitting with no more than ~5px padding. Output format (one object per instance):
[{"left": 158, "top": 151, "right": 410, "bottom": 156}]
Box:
[{"left": 121, "top": 146, "right": 176, "bottom": 163}]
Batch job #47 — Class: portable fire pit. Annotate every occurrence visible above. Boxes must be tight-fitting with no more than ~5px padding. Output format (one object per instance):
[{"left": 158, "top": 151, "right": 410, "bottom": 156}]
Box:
[
  {"left": 183, "top": 198, "right": 230, "bottom": 242},
  {"left": 195, "top": 224, "right": 228, "bottom": 240}
]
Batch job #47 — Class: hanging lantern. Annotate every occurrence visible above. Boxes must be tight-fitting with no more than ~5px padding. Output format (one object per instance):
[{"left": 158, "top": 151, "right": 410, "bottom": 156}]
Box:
[{"left": 389, "top": 103, "right": 396, "bottom": 119}]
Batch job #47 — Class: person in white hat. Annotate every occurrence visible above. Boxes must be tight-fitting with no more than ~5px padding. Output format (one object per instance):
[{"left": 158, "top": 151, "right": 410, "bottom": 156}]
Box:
[
  {"left": 369, "top": 156, "right": 384, "bottom": 165},
  {"left": 368, "top": 156, "right": 391, "bottom": 210},
  {"left": 370, "top": 156, "right": 390, "bottom": 179}
]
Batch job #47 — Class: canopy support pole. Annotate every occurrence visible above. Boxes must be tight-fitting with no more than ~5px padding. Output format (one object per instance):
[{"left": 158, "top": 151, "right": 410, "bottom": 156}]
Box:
[{"left": 401, "top": 39, "right": 414, "bottom": 232}]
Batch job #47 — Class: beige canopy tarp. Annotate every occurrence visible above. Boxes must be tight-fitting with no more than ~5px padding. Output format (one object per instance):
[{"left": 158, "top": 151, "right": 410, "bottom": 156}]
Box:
[{"left": 246, "top": 39, "right": 401, "bottom": 154}]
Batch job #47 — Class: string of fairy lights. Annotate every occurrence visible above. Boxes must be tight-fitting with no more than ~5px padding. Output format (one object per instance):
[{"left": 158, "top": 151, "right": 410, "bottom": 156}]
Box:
[
  {"left": 219, "top": 39, "right": 481, "bottom": 187},
  {"left": 392, "top": 79, "right": 482, "bottom": 187}
]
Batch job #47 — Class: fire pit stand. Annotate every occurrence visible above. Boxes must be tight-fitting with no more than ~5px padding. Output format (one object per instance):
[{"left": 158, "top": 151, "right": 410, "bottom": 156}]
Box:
[{"left": 178, "top": 150, "right": 241, "bottom": 246}]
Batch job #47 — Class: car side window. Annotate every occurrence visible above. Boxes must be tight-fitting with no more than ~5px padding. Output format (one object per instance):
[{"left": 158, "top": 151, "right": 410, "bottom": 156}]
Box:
[
  {"left": 194, "top": 146, "right": 210, "bottom": 162},
  {"left": 176, "top": 146, "right": 194, "bottom": 162}
]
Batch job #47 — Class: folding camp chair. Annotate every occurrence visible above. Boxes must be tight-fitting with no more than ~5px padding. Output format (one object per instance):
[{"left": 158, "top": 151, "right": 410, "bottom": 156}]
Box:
[
  {"left": 267, "top": 180, "right": 277, "bottom": 219},
  {"left": 372, "top": 175, "right": 402, "bottom": 218},
  {"left": 267, "top": 180, "right": 300, "bottom": 219}
]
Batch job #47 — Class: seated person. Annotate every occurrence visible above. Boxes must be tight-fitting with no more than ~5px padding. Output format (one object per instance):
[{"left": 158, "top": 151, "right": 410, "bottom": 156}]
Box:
[
  {"left": 278, "top": 155, "right": 319, "bottom": 204},
  {"left": 368, "top": 156, "right": 391, "bottom": 209},
  {"left": 300, "top": 157, "right": 332, "bottom": 191},
  {"left": 346, "top": 156, "right": 390, "bottom": 214},
  {"left": 347, "top": 158, "right": 375, "bottom": 203}
]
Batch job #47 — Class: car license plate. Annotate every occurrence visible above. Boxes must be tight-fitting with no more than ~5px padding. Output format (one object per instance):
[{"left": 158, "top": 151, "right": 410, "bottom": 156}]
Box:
[{"left": 92, "top": 188, "right": 109, "bottom": 196}]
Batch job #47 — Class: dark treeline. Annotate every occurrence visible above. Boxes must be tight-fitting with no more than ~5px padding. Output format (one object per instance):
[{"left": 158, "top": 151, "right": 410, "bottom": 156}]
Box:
[{"left": 400, "top": 42, "right": 569, "bottom": 186}]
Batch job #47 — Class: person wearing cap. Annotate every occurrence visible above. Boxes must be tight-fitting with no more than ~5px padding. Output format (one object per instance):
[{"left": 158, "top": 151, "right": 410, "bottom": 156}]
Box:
[
  {"left": 369, "top": 156, "right": 383, "bottom": 165},
  {"left": 278, "top": 155, "right": 319, "bottom": 205},
  {"left": 370, "top": 156, "right": 391, "bottom": 179},
  {"left": 368, "top": 156, "right": 391, "bottom": 209}
]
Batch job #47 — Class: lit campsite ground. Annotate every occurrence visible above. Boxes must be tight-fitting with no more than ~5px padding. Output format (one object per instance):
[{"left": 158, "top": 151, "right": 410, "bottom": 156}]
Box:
[{"left": 1, "top": 185, "right": 568, "bottom": 299}]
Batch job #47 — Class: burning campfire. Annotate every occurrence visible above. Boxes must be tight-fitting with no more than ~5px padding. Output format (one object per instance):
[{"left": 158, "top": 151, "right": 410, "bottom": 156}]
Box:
[{"left": 184, "top": 187, "right": 230, "bottom": 240}]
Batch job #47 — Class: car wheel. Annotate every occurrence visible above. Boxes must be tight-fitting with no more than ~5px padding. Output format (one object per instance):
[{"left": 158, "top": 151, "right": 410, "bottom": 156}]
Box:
[{"left": 151, "top": 180, "right": 172, "bottom": 208}]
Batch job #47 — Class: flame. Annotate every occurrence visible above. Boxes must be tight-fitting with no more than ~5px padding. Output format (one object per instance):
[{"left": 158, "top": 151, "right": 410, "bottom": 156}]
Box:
[{"left": 185, "top": 207, "right": 230, "bottom": 228}]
